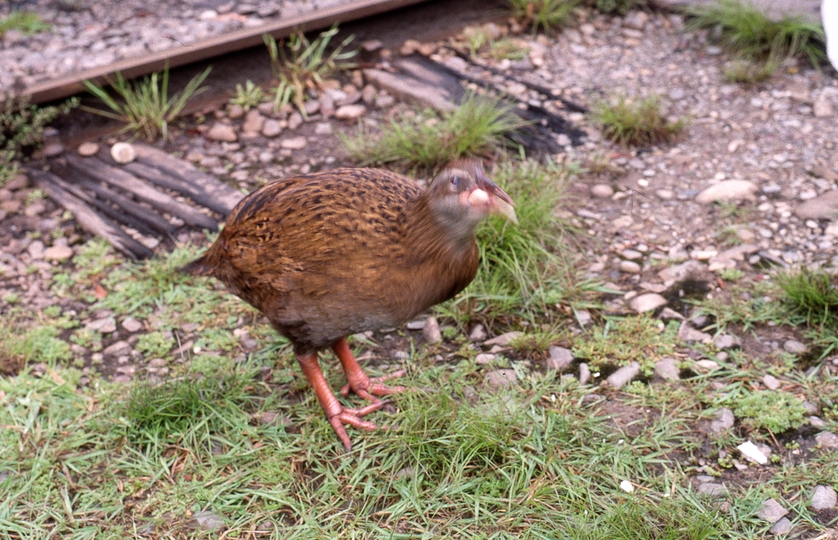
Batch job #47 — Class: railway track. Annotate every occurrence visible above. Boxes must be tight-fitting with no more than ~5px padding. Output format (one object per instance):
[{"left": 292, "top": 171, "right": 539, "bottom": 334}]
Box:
[{"left": 20, "top": 0, "right": 430, "bottom": 105}]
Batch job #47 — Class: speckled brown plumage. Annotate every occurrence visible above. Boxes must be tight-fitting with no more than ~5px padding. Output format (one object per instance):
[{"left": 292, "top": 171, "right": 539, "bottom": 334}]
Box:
[{"left": 182, "top": 160, "right": 516, "bottom": 450}]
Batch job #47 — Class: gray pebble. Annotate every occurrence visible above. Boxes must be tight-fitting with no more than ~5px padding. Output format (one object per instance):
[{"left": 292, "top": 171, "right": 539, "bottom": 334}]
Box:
[
  {"left": 809, "top": 485, "right": 838, "bottom": 511},
  {"left": 546, "top": 346, "right": 573, "bottom": 371},
  {"left": 604, "top": 362, "right": 640, "bottom": 389}
]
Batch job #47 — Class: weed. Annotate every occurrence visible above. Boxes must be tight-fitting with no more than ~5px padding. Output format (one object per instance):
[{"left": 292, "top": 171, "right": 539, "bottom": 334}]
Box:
[
  {"left": 0, "top": 11, "right": 50, "bottom": 36},
  {"left": 264, "top": 25, "right": 356, "bottom": 115},
  {"left": 775, "top": 267, "right": 838, "bottom": 327},
  {"left": 488, "top": 38, "right": 531, "bottom": 60},
  {"left": 229, "top": 80, "right": 265, "bottom": 111},
  {"left": 0, "top": 315, "right": 74, "bottom": 366},
  {"left": 135, "top": 331, "right": 175, "bottom": 358},
  {"left": 460, "top": 26, "right": 492, "bottom": 56},
  {"left": 684, "top": 0, "right": 825, "bottom": 67},
  {"left": 82, "top": 64, "right": 212, "bottom": 141},
  {"left": 509, "top": 0, "right": 581, "bottom": 34},
  {"left": 591, "top": 94, "right": 686, "bottom": 147},
  {"left": 723, "top": 388, "right": 808, "bottom": 435},
  {"left": 719, "top": 268, "right": 744, "bottom": 282},
  {"left": 0, "top": 94, "right": 78, "bottom": 185},
  {"left": 572, "top": 315, "right": 679, "bottom": 375},
  {"left": 344, "top": 92, "right": 529, "bottom": 172}
]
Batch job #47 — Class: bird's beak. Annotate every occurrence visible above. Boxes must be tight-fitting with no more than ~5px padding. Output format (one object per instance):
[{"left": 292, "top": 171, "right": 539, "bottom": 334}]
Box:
[{"left": 471, "top": 172, "right": 518, "bottom": 225}]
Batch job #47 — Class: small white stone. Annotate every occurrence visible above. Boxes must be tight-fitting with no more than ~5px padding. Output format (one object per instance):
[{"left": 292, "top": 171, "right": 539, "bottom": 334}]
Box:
[
  {"left": 737, "top": 440, "right": 768, "bottom": 464},
  {"left": 619, "top": 480, "right": 634, "bottom": 493},
  {"left": 110, "top": 142, "right": 136, "bottom": 164}
]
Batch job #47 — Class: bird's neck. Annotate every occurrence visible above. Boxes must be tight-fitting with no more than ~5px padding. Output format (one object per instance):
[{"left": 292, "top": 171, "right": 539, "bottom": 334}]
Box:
[{"left": 405, "top": 195, "right": 478, "bottom": 258}]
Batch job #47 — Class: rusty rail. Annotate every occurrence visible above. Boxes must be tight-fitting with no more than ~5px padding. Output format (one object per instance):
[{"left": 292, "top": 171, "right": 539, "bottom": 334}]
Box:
[{"left": 24, "top": 0, "right": 428, "bottom": 104}]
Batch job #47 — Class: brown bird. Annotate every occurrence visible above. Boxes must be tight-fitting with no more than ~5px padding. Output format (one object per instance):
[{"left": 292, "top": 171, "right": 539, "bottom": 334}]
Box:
[{"left": 181, "top": 160, "right": 516, "bottom": 451}]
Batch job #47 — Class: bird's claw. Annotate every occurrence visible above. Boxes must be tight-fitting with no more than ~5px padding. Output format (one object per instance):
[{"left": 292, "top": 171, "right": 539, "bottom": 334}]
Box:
[
  {"left": 328, "top": 403, "right": 387, "bottom": 452},
  {"left": 340, "top": 369, "right": 408, "bottom": 402}
]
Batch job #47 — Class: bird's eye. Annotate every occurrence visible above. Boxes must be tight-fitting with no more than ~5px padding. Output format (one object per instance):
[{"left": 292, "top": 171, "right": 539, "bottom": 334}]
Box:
[{"left": 451, "top": 176, "right": 460, "bottom": 187}]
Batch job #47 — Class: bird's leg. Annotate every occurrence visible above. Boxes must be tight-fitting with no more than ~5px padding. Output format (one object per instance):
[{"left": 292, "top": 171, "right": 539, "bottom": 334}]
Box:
[
  {"left": 332, "top": 338, "right": 407, "bottom": 402},
  {"left": 296, "top": 352, "right": 385, "bottom": 452}
]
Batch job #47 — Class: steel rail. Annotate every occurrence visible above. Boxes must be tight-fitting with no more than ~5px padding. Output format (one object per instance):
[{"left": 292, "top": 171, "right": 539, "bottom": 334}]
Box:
[{"left": 23, "top": 0, "right": 427, "bottom": 104}]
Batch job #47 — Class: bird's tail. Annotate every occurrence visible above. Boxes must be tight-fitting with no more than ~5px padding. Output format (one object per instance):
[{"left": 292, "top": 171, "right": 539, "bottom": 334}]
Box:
[{"left": 179, "top": 254, "right": 215, "bottom": 277}]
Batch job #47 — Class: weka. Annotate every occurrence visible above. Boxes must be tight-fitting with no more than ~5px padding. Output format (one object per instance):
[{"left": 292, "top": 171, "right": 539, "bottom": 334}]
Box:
[{"left": 181, "top": 160, "right": 517, "bottom": 451}]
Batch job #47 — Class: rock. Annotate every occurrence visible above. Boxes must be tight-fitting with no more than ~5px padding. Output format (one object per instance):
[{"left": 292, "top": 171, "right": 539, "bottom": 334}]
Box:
[
  {"left": 713, "top": 333, "right": 741, "bottom": 350},
  {"left": 42, "top": 142, "right": 64, "bottom": 157},
  {"left": 757, "top": 499, "right": 788, "bottom": 524},
  {"left": 189, "top": 510, "right": 225, "bottom": 531},
  {"left": 619, "top": 260, "right": 642, "bottom": 274},
  {"left": 578, "top": 363, "right": 591, "bottom": 385},
  {"left": 484, "top": 331, "right": 523, "bottom": 347},
  {"left": 678, "top": 322, "right": 712, "bottom": 343},
  {"left": 815, "top": 431, "right": 838, "bottom": 449},
  {"left": 103, "top": 340, "right": 131, "bottom": 358},
  {"left": 737, "top": 440, "right": 768, "bottom": 464},
  {"left": 475, "top": 353, "right": 495, "bottom": 365},
  {"left": 206, "top": 123, "right": 238, "bottom": 142},
  {"left": 658, "top": 260, "right": 705, "bottom": 284},
  {"left": 43, "top": 244, "right": 73, "bottom": 261},
  {"left": 768, "top": 517, "right": 791, "bottom": 535},
  {"left": 814, "top": 97, "right": 834, "bottom": 117},
  {"left": 654, "top": 357, "right": 680, "bottom": 381},
  {"left": 697, "top": 482, "right": 728, "bottom": 497},
  {"left": 227, "top": 103, "right": 245, "bottom": 119},
  {"left": 314, "top": 122, "right": 333, "bottom": 135},
  {"left": 280, "top": 136, "right": 307, "bottom": 150},
  {"left": 810, "top": 485, "right": 838, "bottom": 511},
  {"left": 695, "top": 359, "right": 719, "bottom": 371},
  {"left": 794, "top": 190, "right": 838, "bottom": 220},
  {"left": 629, "top": 293, "right": 667, "bottom": 313},
  {"left": 288, "top": 112, "right": 303, "bottom": 129},
  {"left": 658, "top": 307, "right": 685, "bottom": 321},
  {"left": 783, "top": 340, "right": 808, "bottom": 354},
  {"left": 484, "top": 369, "right": 517, "bottom": 388},
  {"left": 604, "top": 362, "right": 640, "bottom": 389},
  {"left": 422, "top": 316, "right": 441, "bottom": 344},
  {"left": 242, "top": 109, "right": 265, "bottom": 133},
  {"left": 87, "top": 317, "right": 116, "bottom": 333},
  {"left": 77, "top": 142, "right": 99, "bottom": 156},
  {"left": 591, "top": 184, "right": 614, "bottom": 198},
  {"left": 709, "top": 407, "right": 735, "bottom": 434},
  {"left": 261, "top": 119, "right": 282, "bottom": 138},
  {"left": 110, "top": 142, "right": 136, "bottom": 164},
  {"left": 546, "top": 346, "right": 573, "bottom": 371},
  {"left": 122, "top": 317, "right": 143, "bottom": 332},
  {"left": 334, "top": 104, "right": 366, "bottom": 120},
  {"left": 762, "top": 374, "right": 780, "bottom": 390},
  {"left": 469, "top": 324, "right": 487, "bottom": 342},
  {"left": 695, "top": 180, "right": 758, "bottom": 204}
]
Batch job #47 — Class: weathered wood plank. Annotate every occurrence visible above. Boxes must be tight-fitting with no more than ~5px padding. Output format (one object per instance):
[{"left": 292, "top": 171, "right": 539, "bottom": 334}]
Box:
[
  {"left": 65, "top": 154, "right": 219, "bottom": 230},
  {"left": 130, "top": 144, "right": 244, "bottom": 215},
  {"left": 30, "top": 170, "right": 153, "bottom": 260}
]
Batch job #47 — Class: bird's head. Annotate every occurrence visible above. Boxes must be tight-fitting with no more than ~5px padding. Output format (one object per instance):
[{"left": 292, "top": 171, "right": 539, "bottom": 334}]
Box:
[{"left": 426, "top": 160, "right": 517, "bottom": 240}]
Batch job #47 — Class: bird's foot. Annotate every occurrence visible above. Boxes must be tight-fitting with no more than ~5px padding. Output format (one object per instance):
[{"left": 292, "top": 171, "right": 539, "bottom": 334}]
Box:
[
  {"left": 340, "top": 369, "right": 407, "bottom": 403},
  {"left": 328, "top": 401, "right": 386, "bottom": 452}
]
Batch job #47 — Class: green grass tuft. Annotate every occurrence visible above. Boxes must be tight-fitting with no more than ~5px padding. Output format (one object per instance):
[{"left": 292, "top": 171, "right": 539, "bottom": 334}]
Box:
[
  {"left": 228, "top": 79, "right": 265, "bottom": 111},
  {"left": 344, "top": 92, "right": 529, "bottom": 173},
  {"left": 82, "top": 64, "right": 212, "bottom": 141},
  {"left": 684, "top": 0, "right": 825, "bottom": 67},
  {"left": 508, "top": 0, "right": 581, "bottom": 34},
  {"left": 592, "top": 94, "right": 686, "bottom": 147},
  {"left": 572, "top": 315, "right": 679, "bottom": 375},
  {"left": 775, "top": 267, "right": 838, "bottom": 328},
  {"left": 0, "top": 11, "right": 50, "bottom": 36}
]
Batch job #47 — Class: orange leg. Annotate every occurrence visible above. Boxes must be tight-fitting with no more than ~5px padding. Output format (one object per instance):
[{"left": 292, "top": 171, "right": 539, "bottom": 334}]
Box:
[
  {"left": 331, "top": 338, "right": 407, "bottom": 403},
  {"left": 296, "top": 352, "right": 384, "bottom": 452}
]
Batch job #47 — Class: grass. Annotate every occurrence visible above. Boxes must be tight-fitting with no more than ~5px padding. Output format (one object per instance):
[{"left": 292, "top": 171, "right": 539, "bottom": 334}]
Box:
[
  {"left": 264, "top": 25, "right": 356, "bottom": 115},
  {"left": 82, "top": 64, "right": 212, "bottom": 141},
  {"left": 228, "top": 80, "right": 265, "bottom": 111},
  {"left": 775, "top": 267, "right": 838, "bottom": 328},
  {"left": 508, "top": 0, "right": 581, "bottom": 34},
  {"left": 591, "top": 94, "right": 686, "bottom": 147},
  {"left": 344, "top": 92, "right": 529, "bottom": 173},
  {"left": 593, "top": 0, "right": 643, "bottom": 15},
  {"left": 722, "top": 58, "right": 779, "bottom": 83},
  {"left": 439, "top": 159, "right": 596, "bottom": 325},
  {"left": 0, "top": 10, "right": 50, "bottom": 37},
  {"left": 684, "top": 0, "right": 826, "bottom": 68},
  {"left": 0, "top": 94, "right": 78, "bottom": 185}
]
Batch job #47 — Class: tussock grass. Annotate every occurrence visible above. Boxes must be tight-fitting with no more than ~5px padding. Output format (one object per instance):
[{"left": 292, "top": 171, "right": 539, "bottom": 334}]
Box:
[
  {"left": 0, "top": 10, "right": 50, "bottom": 37},
  {"left": 82, "top": 65, "right": 211, "bottom": 141},
  {"left": 264, "top": 24, "right": 356, "bottom": 115},
  {"left": 592, "top": 94, "right": 686, "bottom": 147},
  {"left": 508, "top": 0, "right": 581, "bottom": 34},
  {"left": 228, "top": 79, "right": 265, "bottom": 111},
  {"left": 439, "top": 159, "right": 596, "bottom": 324},
  {"left": 776, "top": 267, "right": 838, "bottom": 328},
  {"left": 684, "top": 0, "right": 826, "bottom": 67},
  {"left": 344, "top": 92, "right": 529, "bottom": 173}
]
